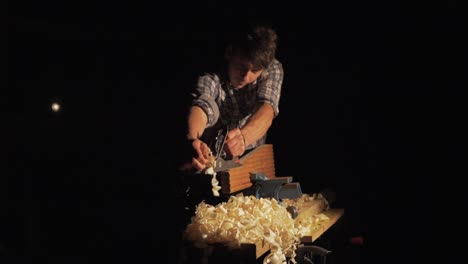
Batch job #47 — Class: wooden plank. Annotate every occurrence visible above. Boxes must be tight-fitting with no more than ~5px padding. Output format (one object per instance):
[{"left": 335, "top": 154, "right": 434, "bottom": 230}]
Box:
[
  {"left": 300, "top": 208, "right": 345, "bottom": 243},
  {"left": 253, "top": 239, "right": 270, "bottom": 259},
  {"left": 245, "top": 208, "right": 345, "bottom": 259},
  {"left": 250, "top": 208, "right": 344, "bottom": 258}
]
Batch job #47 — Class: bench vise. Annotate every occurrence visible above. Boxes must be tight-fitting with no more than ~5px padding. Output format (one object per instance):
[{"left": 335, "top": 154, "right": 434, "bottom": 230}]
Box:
[{"left": 242, "top": 171, "right": 303, "bottom": 202}]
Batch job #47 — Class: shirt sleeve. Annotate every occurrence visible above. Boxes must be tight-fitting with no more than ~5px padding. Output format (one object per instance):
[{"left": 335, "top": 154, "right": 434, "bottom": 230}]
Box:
[
  {"left": 190, "top": 74, "right": 220, "bottom": 127},
  {"left": 256, "top": 59, "right": 284, "bottom": 117}
]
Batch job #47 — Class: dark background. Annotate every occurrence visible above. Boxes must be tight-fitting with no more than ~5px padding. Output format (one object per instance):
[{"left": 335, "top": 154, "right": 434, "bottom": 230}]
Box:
[{"left": 5, "top": 1, "right": 466, "bottom": 262}]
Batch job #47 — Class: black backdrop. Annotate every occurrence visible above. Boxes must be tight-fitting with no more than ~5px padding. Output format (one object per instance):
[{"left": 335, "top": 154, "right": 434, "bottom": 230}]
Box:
[{"left": 5, "top": 1, "right": 466, "bottom": 262}]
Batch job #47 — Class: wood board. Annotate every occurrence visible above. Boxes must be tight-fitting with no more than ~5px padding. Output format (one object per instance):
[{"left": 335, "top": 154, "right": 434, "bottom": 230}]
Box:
[
  {"left": 250, "top": 207, "right": 345, "bottom": 258},
  {"left": 300, "top": 208, "right": 345, "bottom": 243}
]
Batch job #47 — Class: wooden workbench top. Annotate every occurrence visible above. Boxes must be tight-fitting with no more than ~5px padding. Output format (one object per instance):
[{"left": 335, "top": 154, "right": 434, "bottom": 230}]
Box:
[{"left": 252, "top": 207, "right": 345, "bottom": 258}]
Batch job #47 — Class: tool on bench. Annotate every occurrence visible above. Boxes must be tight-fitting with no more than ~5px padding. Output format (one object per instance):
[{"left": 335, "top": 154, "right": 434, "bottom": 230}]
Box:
[
  {"left": 243, "top": 171, "right": 303, "bottom": 201},
  {"left": 206, "top": 127, "right": 242, "bottom": 173}
]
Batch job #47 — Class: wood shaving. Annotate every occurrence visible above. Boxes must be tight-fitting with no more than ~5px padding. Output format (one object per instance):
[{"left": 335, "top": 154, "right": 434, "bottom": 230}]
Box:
[{"left": 204, "top": 153, "right": 221, "bottom": 197}]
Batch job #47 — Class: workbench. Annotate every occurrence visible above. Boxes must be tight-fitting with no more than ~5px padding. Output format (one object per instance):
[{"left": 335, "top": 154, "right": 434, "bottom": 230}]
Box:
[{"left": 179, "top": 144, "right": 345, "bottom": 264}]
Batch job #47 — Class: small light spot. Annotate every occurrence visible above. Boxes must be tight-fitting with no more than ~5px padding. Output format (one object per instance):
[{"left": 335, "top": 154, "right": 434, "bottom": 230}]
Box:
[{"left": 51, "top": 102, "right": 61, "bottom": 112}]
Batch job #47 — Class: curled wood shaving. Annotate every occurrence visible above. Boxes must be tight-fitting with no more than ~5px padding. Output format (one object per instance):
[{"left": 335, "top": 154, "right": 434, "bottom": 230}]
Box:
[{"left": 204, "top": 155, "right": 221, "bottom": 197}]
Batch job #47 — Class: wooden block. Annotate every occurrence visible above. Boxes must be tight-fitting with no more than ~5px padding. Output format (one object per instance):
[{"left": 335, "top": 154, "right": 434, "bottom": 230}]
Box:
[
  {"left": 253, "top": 239, "right": 270, "bottom": 259},
  {"left": 220, "top": 144, "right": 276, "bottom": 194}
]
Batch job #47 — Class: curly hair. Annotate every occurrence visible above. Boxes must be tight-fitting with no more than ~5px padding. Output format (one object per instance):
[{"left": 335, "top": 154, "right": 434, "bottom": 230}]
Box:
[{"left": 225, "top": 24, "right": 278, "bottom": 69}]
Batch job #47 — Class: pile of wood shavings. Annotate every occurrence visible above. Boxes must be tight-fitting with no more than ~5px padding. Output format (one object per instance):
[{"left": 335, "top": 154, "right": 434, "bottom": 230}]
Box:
[{"left": 184, "top": 194, "right": 303, "bottom": 263}]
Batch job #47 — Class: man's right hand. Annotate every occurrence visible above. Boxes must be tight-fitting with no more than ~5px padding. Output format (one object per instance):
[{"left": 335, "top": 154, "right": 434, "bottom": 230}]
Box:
[
  {"left": 224, "top": 128, "right": 246, "bottom": 159},
  {"left": 190, "top": 138, "right": 211, "bottom": 171}
]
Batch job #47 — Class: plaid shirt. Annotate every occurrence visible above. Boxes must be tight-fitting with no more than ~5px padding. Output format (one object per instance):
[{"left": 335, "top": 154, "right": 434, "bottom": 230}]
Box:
[{"left": 191, "top": 58, "right": 284, "bottom": 150}]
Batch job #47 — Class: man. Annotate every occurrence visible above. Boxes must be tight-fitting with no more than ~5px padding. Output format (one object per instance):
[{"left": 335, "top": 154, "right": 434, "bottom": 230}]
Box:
[
  {"left": 174, "top": 22, "right": 284, "bottom": 264},
  {"left": 185, "top": 23, "right": 284, "bottom": 171}
]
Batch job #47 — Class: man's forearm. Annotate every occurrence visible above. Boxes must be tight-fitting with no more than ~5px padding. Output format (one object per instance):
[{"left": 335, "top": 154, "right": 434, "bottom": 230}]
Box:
[
  {"left": 240, "top": 103, "right": 275, "bottom": 146},
  {"left": 187, "top": 106, "right": 208, "bottom": 140}
]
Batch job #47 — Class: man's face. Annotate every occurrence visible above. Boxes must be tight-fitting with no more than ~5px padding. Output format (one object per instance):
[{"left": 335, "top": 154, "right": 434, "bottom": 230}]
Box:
[{"left": 227, "top": 56, "right": 263, "bottom": 89}]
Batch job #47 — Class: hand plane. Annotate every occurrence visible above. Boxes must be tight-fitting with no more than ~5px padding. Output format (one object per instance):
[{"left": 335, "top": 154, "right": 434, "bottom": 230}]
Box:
[{"left": 206, "top": 126, "right": 242, "bottom": 173}]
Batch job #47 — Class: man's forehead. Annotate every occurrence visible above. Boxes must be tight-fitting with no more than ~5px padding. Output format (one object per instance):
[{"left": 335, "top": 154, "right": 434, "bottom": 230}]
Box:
[{"left": 231, "top": 56, "right": 261, "bottom": 69}]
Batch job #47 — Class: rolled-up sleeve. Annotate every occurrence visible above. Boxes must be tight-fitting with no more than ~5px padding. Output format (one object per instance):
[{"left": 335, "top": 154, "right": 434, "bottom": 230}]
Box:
[
  {"left": 257, "top": 59, "right": 283, "bottom": 117},
  {"left": 190, "top": 74, "right": 220, "bottom": 127}
]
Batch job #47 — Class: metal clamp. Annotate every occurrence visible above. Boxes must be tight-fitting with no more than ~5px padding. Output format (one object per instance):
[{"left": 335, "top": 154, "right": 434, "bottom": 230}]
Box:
[{"left": 294, "top": 245, "right": 332, "bottom": 264}]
